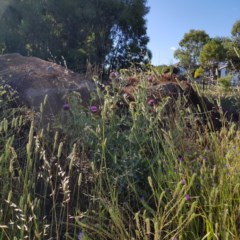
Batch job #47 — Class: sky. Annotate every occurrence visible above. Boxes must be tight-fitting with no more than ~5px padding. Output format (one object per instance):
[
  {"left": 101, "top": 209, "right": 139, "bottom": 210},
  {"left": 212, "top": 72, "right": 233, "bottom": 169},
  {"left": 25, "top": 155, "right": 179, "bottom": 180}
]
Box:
[{"left": 146, "top": 0, "right": 240, "bottom": 66}]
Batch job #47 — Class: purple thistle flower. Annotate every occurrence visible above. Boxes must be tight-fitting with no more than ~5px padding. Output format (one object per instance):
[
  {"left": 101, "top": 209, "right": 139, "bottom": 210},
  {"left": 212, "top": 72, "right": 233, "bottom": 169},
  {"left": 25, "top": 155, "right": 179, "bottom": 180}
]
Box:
[
  {"left": 63, "top": 103, "right": 70, "bottom": 110},
  {"left": 78, "top": 232, "right": 84, "bottom": 240},
  {"left": 181, "top": 179, "right": 185, "bottom": 185},
  {"left": 147, "top": 75, "right": 154, "bottom": 82},
  {"left": 185, "top": 194, "right": 190, "bottom": 201},
  {"left": 178, "top": 155, "right": 184, "bottom": 162},
  {"left": 109, "top": 71, "right": 118, "bottom": 79},
  {"left": 90, "top": 105, "right": 98, "bottom": 113},
  {"left": 147, "top": 99, "right": 155, "bottom": 106}
]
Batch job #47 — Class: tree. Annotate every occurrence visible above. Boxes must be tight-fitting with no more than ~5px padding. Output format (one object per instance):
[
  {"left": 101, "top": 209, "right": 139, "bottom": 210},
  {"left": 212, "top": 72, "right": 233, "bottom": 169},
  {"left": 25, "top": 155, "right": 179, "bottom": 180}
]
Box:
[
  {"left": 231, "top": 19, "right": 240, "bottom": 40},
  {"left": 220, "top": 37, "right": 240, "bottom": 71},
  {"left": 199, "top": 38, "right": 226, "bottom": 78},
  {"left": 229, "top": 19, "right": 240, "bottom": 70},
  {"left": 0, "top": 0, "right": 150, "bottom": 72},
  {"left": 105, "top": 0, "right": 150, "bottom": 70},
  {"left": 173, "top": 49, "right": 192, "bottom": 69},
  {"left": 174, "top": 29, "right": 210, "bottom": 71}
]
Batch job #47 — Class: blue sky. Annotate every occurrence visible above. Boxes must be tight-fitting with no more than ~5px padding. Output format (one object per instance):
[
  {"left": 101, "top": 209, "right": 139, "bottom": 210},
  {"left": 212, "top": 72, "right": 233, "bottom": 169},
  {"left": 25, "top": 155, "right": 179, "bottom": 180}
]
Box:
[{"left": 146, "top": 0, "right": 240, "bottom": 66}]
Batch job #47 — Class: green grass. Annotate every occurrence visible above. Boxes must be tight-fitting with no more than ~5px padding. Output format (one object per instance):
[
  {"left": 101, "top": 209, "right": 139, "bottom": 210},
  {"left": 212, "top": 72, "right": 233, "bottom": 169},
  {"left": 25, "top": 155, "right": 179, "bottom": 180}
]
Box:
[{"left": 0, "top": 73, "right": 240, "bottom": 240}]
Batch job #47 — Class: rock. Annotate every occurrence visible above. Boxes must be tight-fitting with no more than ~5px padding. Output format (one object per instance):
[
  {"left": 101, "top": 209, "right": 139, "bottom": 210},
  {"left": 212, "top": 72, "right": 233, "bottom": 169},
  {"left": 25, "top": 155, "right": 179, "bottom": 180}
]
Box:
[
  {"left": 0, "top": 53, "right": 97, "bottom": 116},
  {"left": 120, "top": 74, "right": 223, "bottom": 130},
  {"left": 120, "top": 73, "right": 189, "bottom": 102}
]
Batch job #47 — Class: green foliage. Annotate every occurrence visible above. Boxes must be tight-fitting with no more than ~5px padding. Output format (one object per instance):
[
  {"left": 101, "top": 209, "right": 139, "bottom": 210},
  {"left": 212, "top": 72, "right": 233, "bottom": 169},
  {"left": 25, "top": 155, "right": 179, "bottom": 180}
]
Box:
[
  {"left": 231, "top": 19, "right": 240, "bottom": 40},
  {"left": 219, "top": 87, "right": 240, "bottom": 113},
  {"left": 154, "top": 64, "right": 179, "bottom": 74},
  {"left": 174, "top": 29, "right": 210, "bottom": 70},
  {"left": 194, "top": 66, "right": 204, "bottom": 78},
  {"left": 219, "top": 37, "right": 239, "bottom": 71},
  {"left": 1, "top": 66, "right": 240, "bottom": 239},
  {"left": 0, "top": 0, "right": 150, "bottom": 72},
  {"left": 174, "top": 48, "right": 192, "bottom": 69},
  {"left": 175, "top": 21, "right": 240, "bottom": 75},
  {"left": 199, "top": 38, "right": 227, "bottom": 78},
  {"left": 231, "top": 20, "right": 240, "bottom": 65},
  {"left": 218, "top": 75, "right": 232, "bottom": 90},
  {"left": 217, "top": 21, "right": 240, "bottom": 71},
  {"left": 179, "top": 29, "right": 210, "bottom": 55},
  {"left": 153, "top": 64, "right": 168, "bottom": 73}
]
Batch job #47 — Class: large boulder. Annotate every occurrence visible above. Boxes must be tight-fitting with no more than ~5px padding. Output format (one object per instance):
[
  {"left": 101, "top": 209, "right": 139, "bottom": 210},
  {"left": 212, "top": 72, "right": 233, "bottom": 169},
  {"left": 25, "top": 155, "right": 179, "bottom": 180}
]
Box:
[{"left": 0, "top": 53, "right": 97, "bottom": 115}]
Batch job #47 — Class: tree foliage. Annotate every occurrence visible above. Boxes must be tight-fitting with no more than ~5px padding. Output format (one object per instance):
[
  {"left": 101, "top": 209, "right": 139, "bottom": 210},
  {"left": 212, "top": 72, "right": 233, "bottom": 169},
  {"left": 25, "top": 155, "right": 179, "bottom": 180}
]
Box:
[
  {"left": 174, "top": 29, "right": 210, "bottom": 70},
  {"left": 199, "top": 38, "right": 226, "bottom": 77},
  {"left": 105, "top": 0, "right": 150, "bottom": 70},
  {"left": 220, "top": 37, "right": 240, "bottom": 71},
  {"left": 173, "top": 49, "right": 192, "bottom": 69},
  {"left": 0, "top": 0, "right": 150, "bottom": 72},
  {"left": 228, "top": 19, "right": 240, "bottom": 70},
  {"left": 194, "top": 66, "right": 204, "bottom": 78},
  {"left": 175, "top": 21, "right": 240, "bottom": 77},
  {"left": 231, "top": 19, "right": 240, "bottom": 40}
]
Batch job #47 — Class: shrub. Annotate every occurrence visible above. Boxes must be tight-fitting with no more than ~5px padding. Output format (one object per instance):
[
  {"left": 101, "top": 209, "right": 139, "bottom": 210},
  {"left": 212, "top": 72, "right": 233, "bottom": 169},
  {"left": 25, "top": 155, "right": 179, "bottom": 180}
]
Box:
[
  {"left": 194, "top": 66, "right": 204, "bottom": 78},
  {"left": 218, "top": 75, "right": 232, "bottom": 89}
]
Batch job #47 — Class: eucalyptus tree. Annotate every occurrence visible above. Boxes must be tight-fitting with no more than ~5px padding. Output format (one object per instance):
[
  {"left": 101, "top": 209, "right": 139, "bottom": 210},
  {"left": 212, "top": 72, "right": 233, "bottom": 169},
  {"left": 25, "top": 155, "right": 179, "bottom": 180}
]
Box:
[
  {"left": 199, "top": 38, "right": 226, "bottom": 78},
  {"left": 219, "top": 37, "right": 240, "bottom": 71},
  {"left": 0, "top": 0, "right": 150, "bottom": 72},
  {"left": 231, "top": 19, "right": 240, "bottom": 42},
  {"left": 105, "top": 0, "right": 150, "bottom": 69},
  {"left": 230, "top": 19, "right": 240, "bottom": 69},
  {"left": 174, "top": 29, "right": 210, "bottom": 73}
]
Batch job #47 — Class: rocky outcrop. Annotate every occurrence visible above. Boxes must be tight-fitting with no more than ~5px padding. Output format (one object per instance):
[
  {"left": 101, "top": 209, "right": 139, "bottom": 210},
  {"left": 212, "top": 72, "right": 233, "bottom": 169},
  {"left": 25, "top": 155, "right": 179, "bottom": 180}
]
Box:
[
  {"left": 120, "top": 74, "right": 224, "bottom": 130},
  {"left": 0, "top": 54, "right": 237, "bottom": 129},
  {"left": 0, "top": 53, "right": 97, "bottom": 115}
]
